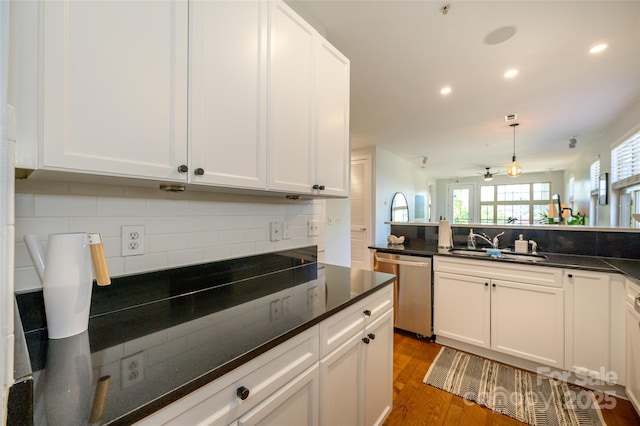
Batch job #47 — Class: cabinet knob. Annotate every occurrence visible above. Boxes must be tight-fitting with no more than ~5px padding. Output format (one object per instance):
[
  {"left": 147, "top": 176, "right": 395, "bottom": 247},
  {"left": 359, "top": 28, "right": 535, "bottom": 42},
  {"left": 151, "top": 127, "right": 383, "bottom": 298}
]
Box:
[
  {"left": 194, "top": 168, "right": 205, "bottom": 176},
  {"left": 568, "top": 274, "right": 573, "bottom": 278},
  {"left": 318, "top": 185, "right": 325, "bottom": 190},
  {"left": 237, "top": 386, "right": 250, "bottom": 400},
  {"left": 362, "top": 337, "right": 370, "bottom": 344},
  {"left": 177, "top": 164, "right": 188, "bottom": 174},
  {"left": 368, "top": 333, "right": 376, "bottom": 340},
  {"left": 492, "top": 283, "right": 496, "bottom": 287},
  {"left": 485, "top": 282, "right": 489, "bottom": 286},
  {"left": 312, "top": 184, "right": 320, "bottom": 190},
  {"left": 363, "top": 309, "right": 372, "bottom": 316}
]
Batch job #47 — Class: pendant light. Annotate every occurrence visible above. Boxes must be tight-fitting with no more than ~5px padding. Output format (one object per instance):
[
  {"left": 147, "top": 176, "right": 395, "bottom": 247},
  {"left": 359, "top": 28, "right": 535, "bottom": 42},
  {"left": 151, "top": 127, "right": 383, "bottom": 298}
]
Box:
[
  {"left": 507, "top": 123, "right": 522, "bottom": 177},
  {"left": 483, "top": 167, "right": 493, "bottom": 181}
]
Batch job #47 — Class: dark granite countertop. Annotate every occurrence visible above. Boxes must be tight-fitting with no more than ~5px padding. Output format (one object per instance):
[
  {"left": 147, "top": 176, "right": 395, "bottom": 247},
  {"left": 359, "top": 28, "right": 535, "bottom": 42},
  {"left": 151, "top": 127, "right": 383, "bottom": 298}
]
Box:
[
  {"left": 14, "top": 247, "right": 395, "bottom": 425},
  {"left": 370, "top": 243, "right": 640, "bottom": 283}
]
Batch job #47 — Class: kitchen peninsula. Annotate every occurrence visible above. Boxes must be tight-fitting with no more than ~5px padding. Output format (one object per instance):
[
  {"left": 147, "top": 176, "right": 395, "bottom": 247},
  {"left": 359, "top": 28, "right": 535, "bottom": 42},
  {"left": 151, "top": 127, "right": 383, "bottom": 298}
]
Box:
[{"left": 13, "top": 247, "right": 395, "bottom": 425}]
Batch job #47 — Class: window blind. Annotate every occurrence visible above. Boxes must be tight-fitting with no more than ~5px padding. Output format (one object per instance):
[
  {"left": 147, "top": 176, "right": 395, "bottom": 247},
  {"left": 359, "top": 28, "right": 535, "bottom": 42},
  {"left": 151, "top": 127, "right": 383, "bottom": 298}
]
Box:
[{"left": 612, "top": 130, "right": 640, "bottom": 189}]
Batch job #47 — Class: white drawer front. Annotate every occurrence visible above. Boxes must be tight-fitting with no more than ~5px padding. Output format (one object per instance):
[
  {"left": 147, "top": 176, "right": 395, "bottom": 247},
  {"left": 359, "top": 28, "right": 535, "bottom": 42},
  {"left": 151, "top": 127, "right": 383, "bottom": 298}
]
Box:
[
  {"left": 434, "top": 255, "right": 562, "bottom": 288},
  {"left": 319, "top": 285, "right": 393, "bottom": 357},
  {"left": 136, "top": 326, "right": 319, "bottom": 426}
]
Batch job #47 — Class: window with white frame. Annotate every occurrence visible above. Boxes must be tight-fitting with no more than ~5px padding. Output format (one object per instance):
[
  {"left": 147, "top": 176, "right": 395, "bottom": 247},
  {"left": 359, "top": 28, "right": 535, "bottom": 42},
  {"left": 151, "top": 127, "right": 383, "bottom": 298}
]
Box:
[
  {"left": 590, "top": 159, "right": 600, "bottom": 193},
  {"left": 480, "top": 182, "right": 551, "bottom": 225},
  {"left": 612, "top": 130, "right": 640, "bottom": 188}
]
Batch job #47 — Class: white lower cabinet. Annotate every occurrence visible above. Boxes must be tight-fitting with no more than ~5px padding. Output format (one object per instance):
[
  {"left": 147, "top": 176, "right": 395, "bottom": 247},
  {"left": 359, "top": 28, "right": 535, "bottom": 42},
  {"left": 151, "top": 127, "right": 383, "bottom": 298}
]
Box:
[
  {"left": 433, "top": 271, "right": 490, "bottom": 348},
  {"left": 491, "top": 279, "right": 564, "bottom": 367},
  {"left": 626, "top": 279, "right": 640, "bottom": 415},
  {"left": 135, "top": 327, "right": 319, "bottom": 426},
  {"left": 236, "top": 365, "right": 319, "bottom": 426},
  {"left": 319, "top": 286, "right": 394, "bottom": 426},
  {"left": 134, "top": 286, "right": 394, "bottom": 426},
  {"left": 433, "top": 256, "right": 564, "bottom": 368},
  {"left": 564, "top": 269, "right": 626, "bottom": 384}
]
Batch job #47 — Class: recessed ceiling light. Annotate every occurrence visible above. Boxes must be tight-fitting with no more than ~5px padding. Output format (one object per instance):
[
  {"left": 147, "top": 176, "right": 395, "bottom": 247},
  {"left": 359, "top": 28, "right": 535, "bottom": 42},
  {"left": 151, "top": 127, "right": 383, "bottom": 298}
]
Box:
[
  {"left": 504, "top": 69, "right": 518, "bottom": 78},
  {"left": 440, "top": 87, "right": 452, "bottom": 95},
  {"left": 589, "top": 43, "right": 607, "bottom": 54}
]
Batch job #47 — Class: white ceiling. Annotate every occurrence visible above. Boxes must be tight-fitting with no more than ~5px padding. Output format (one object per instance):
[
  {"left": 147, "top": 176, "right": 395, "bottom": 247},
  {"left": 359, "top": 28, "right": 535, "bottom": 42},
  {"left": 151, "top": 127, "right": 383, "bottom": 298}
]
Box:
[{"left": 287, "top": 0, "right": 640, "bottom": 179}]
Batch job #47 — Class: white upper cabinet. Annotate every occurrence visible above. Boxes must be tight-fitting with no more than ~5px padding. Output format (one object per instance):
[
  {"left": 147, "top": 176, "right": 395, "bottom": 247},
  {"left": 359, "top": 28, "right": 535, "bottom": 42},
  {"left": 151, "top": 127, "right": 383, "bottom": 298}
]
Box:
[
  {"left": 25, "top": 0, "right": 189, "bottom": 180},
  {"left": 267, "top": 1, "right": 316, "bottom": 194},
  {"left": 10, "top": 0, "right": 349, "bottom": 197},
  {"left": 267, "top": 1, "right": 350, "bottom": 196},
  {"left": 189, "top": 1, "right": 268, "bottom": 188},
  {"left": 315, "top": 39, "right": 350, "bottom": 197}
]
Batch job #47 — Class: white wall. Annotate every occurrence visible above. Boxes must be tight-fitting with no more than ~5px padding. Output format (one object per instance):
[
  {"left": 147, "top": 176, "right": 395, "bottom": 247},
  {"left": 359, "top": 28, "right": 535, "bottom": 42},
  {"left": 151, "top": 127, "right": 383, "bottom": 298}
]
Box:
[
  {"left": 14, "top": 180, "right": 326, "bottom": 293},
  {"left": 1, "top": 0, "right": 13, "bottom": 414},
  {"left": 324, "top": 198, "right": 350, "bottom": 266},
  {"left": 568, "top": 97, "right": 640, "bottom": 227},
  {"left": 373, "top": 147, "right": 427, "bottom": 244}
]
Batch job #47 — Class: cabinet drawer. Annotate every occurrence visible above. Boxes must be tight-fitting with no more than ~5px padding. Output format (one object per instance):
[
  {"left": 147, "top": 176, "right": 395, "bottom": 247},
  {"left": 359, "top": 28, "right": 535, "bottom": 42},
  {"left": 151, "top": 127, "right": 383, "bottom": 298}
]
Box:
[
  {"left": 319, "top": 286, "right": 393, "bottom": 357},
  {"left": 136, "top": 326, "right": 319, "bottom": 426},
  {"left": 434, "top": 255, "right": 563, "bottom": 288}
]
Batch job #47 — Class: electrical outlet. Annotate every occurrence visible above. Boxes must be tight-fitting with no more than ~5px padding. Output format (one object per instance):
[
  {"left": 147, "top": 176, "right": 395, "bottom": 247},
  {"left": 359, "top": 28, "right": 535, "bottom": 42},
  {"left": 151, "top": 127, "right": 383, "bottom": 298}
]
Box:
[
  {"left": 270, "top": 222, "right": 282, "bottom": 242},
  {"left": 122, "top": 225, "right": 144, "bottom": 256},
  {"left": 270, "top": 299, "right": 282, "bottom": 321},
  {"left": 307, "top": 220, "right": 320, "bottom": 237},
  {"left": 282, "top": 221, "right": 291, "bottom": 239},
  {"left": 121, "top": 352, "right": 144, "bottom": 388},
  {"left": 282, "top": 296, "right": 290, "bottom": 316}
]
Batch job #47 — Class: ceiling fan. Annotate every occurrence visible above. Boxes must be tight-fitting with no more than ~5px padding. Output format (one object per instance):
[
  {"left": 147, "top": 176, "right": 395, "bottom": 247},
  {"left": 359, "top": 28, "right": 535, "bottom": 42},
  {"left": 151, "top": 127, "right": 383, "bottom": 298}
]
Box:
[{"left": 481, "top": 167, "right": 497, "bottom": 181}]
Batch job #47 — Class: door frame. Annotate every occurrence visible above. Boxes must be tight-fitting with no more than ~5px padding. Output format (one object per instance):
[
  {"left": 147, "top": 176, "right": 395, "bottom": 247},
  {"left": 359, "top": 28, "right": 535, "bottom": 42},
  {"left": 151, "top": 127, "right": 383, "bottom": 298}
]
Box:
[
  {"left": 445, "top": 182, "right": 477, "bottom": 223},
  {"left": 351, "top": 153, "right": 373, "bottom": 270}
]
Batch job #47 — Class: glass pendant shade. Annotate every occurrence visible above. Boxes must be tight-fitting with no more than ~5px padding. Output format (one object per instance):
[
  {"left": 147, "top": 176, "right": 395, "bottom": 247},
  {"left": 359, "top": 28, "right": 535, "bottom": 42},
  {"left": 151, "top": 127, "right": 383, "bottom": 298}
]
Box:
[{"left": 507, "top": 156, "right": 521, "bottom": 177}]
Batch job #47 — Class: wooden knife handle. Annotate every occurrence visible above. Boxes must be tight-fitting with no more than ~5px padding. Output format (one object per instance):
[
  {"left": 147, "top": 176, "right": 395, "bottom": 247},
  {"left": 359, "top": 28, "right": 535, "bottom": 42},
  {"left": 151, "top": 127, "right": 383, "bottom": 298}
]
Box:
[
  {"left": 89, "top": 375, "right": 111, "bottom": 423},
  {"left": 88, "top": 233, "right": 111, "bottom": 286}
]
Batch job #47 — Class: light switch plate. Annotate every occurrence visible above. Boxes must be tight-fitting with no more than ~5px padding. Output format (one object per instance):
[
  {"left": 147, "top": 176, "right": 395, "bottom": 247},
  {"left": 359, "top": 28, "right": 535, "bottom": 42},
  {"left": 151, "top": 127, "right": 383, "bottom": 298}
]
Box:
[{"left": 282, "top": 221, "right": 291, "bottom": 239}]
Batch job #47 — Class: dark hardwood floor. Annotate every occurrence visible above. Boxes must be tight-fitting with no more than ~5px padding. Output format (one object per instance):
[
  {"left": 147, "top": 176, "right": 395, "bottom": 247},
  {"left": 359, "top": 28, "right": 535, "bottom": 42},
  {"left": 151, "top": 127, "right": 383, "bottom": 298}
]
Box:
[{"left": 383, "top": 330, "right": 640, "bottom": 426}]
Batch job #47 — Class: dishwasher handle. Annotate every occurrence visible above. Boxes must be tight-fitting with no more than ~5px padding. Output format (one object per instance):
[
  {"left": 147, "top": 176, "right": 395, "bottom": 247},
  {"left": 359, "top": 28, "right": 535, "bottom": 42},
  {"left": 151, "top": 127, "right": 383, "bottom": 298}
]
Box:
[{"left": 374, "top": 256, "right": 430, "bottom": 268}]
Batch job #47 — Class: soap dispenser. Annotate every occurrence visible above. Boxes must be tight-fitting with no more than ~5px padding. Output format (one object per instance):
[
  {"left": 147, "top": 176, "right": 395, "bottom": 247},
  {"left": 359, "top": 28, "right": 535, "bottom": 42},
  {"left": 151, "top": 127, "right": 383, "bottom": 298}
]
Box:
[{"left": 515, "top": 234, "right": 528, "bottom": 253}]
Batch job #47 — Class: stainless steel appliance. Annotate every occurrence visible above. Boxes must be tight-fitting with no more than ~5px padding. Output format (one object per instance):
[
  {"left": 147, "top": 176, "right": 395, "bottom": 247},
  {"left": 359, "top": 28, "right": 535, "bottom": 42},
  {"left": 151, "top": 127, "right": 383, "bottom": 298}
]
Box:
[{"left": 374, "top": 252, "right": 432, "bottom": 337}]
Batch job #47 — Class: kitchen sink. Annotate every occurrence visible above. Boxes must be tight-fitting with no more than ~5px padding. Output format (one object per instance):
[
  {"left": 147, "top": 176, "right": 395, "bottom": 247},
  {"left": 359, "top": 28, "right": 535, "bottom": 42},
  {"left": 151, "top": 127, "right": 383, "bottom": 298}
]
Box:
[{"left": 448, "top": 248, "right": 548, "bottom": 263}]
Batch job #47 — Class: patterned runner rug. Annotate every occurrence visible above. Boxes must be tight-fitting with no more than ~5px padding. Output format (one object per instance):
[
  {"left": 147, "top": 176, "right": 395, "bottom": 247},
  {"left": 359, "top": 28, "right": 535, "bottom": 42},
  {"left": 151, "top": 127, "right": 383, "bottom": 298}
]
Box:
[{"left": 424, "top": 347, "right": 607, "bottom": 426}]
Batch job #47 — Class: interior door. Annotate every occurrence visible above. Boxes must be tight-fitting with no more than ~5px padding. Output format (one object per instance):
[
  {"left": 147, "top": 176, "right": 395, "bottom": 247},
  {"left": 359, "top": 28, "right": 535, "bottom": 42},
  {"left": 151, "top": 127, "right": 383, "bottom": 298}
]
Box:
[
  {"left": 446, "top": 183, "right": 476, "bottom": 223},
  {"left": 351, "top": 155, "right": 372, "bottom": 270}
]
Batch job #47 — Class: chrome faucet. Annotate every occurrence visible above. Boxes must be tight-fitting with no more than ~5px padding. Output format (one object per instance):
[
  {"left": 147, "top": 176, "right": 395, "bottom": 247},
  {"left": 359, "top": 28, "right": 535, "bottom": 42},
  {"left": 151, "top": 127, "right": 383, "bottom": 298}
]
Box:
[
  {"left": 470, "top": 232, "right": 504, "bottom": 249},
  {"left": 529, "top": 240, "right": 538, "bottom": 254}
]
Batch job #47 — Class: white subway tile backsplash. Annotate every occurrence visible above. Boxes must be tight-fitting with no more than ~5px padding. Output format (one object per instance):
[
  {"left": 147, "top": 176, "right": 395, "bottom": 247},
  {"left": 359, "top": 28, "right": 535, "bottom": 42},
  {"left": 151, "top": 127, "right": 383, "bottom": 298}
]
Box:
[
  {"left": 99, "top": 197, "right": 147, "bottom": 217},
  {"left": 15, "top": 218, "right": 70, "bottom": 240},
  {"left": 14, "top": 194, "right": 35, "bottom": 217},
  {"left": 124, "top": 252, "right": 169, "bottom": 275},
  {"left": 14, "top": 184, "right": 324, "bottom": 291},
  {"left": 123, "top": 330, "right": 168, "bottom": 357},
  {"left": 146, "top": 234, "right": 188, "bottom": 254},
  {"left": 167, "top": 249, "right": 203, "bottom": 268},
  {"left": 35, "top": 194, "right": 99, "bottom": 217}
]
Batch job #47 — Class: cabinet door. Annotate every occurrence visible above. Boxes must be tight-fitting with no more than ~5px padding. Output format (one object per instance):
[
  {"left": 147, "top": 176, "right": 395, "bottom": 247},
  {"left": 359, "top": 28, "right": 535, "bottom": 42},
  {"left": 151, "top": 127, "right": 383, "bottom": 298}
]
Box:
[
  {"left": 42, "top": 0, "right": 188, "bottom": 180},
  {"left": 434, "top": 272, "right": 490, "bottom": 348},
  {"left": 491, "top": 279, "right": 564, "bottom": 368},
  {"left": 361, "top": 309, "right": 393, "bottom": 426},
  {"left": 237, "top": 365, "right": 319, "bottom": 426},
  {"left": 189, "top": 1, "right": 267, "bottom": 189},
  {"left": 564, "top": 270, "right": 610, "bottom": 380},
  {"left": 319, "top": 334, "right": 360, "bottom": 426},
  {"left": 315, "top": 38, "right": 350, "bottom": 197},
  {"left": 267, "top": 1, "right": 316, "bottom": 194},
  {"left": 626, "top": 302, "right": 640, "bottom": 415}
]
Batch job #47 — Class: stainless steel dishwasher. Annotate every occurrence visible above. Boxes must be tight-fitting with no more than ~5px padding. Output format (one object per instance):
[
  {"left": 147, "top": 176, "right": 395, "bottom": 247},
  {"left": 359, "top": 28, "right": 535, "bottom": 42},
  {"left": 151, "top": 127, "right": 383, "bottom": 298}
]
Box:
[{"left": 374, "top": 252, "right": 432, "bottom": 338}]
